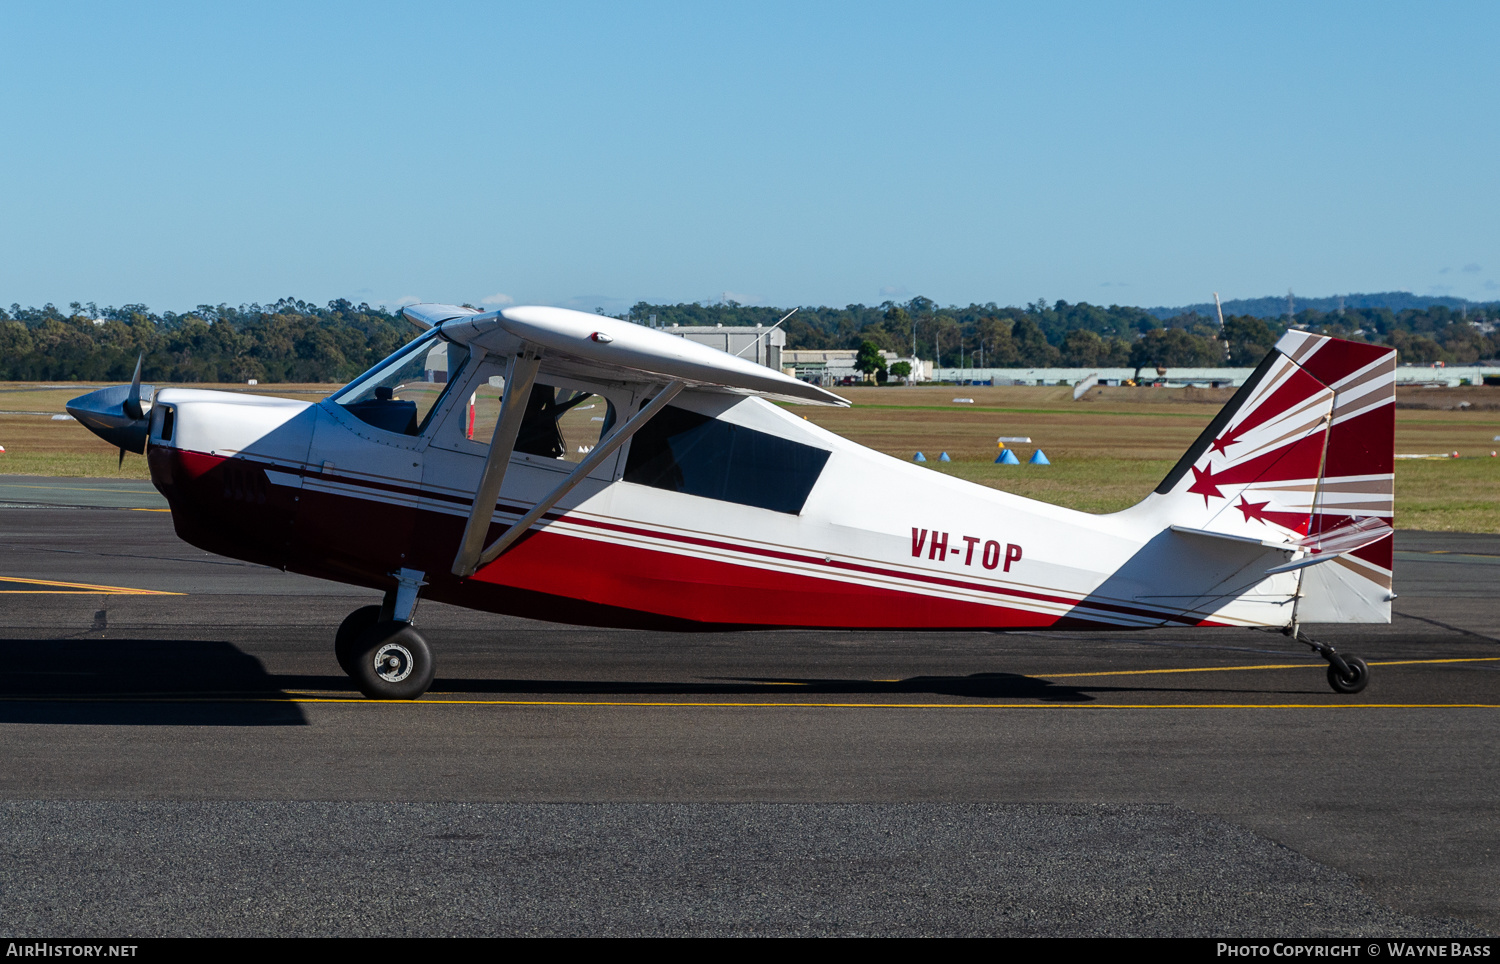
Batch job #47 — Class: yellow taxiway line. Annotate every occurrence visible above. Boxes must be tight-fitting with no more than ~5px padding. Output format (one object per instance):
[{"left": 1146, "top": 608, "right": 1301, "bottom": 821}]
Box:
[{"left": 0, "top": 576, "right": 181, "bottom": 595}]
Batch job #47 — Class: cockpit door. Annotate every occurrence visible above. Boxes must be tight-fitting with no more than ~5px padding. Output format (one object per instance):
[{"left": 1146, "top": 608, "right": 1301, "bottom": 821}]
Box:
[
  {"left": 290, "top": 335, "right": 467, "bottom": 585},
  {"left": 291, "top": 407, "right": 426, "bottom": 585}
]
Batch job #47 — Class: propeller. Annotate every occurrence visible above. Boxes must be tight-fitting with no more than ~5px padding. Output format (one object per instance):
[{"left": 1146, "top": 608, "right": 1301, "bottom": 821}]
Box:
[{"left": 65, "top": 353, "right": 155, "bottom": 466}]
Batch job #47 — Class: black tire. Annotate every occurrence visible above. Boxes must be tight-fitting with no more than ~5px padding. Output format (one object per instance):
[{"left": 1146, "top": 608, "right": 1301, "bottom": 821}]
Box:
[
  {"left": 350, "top": 621, "right": 435, "bottom": 700},
  {"left": 1327, "top": 656, "right": 1369, "bottom": 695},
  {"left": 335, "top": 605, "right": 382, "bottom": 676}
]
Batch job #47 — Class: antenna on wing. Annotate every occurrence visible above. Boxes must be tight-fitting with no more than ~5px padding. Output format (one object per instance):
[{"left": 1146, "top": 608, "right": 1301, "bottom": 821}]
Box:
[{"left": 734, "top": 308, "right": 798, "bottom": 358}]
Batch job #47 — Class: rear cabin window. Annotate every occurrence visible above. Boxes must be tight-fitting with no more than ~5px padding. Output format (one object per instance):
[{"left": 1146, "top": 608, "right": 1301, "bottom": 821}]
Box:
[{"left": 623, "top": 405, "right": 830, "bottom": 515}]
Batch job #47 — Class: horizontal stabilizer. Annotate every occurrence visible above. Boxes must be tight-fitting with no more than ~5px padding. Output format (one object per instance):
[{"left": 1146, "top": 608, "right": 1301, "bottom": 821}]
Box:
[
  {"left": 1168, "top": 525, "right": 1289, "bottom": 550},
  {"left": 1264, "top": 517, "right": 1395, "bottom": 575},
  {"left": 1293, "top": 516, "right": 1393, "bottom": 555}
]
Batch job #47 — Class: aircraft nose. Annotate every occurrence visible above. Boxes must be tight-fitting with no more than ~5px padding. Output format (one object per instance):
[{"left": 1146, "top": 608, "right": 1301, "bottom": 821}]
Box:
[{"left": 66, "top": 382, "right": 154, "bottom": 454}]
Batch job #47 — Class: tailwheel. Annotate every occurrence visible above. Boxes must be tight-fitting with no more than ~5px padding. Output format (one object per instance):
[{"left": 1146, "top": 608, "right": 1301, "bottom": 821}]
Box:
[
  {"left": 1293, "top": 629, "right": 1371, "bottom": 695},
  {"left": 1326, "top": 655, "right": 1370, "bottom": 695},
  {"left": 335, "top": 605, "right": 382, "bottom": 675},
  {"left": 350, "top": 620, "right": 435, "bottom": 700}
]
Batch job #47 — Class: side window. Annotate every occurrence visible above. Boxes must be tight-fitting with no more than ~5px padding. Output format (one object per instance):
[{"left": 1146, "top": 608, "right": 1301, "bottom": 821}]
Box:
[
  {"left": 623, "top": 405, "right": 829, "bottom": 514},
  {"left": 464, "top": 370, "right": 617, "bottom": 464}
]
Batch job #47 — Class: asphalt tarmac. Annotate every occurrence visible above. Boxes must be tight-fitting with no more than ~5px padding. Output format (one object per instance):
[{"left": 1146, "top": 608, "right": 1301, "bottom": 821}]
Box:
[{"left": 0, "top": 476, "right": 1496, "bottom": 937}]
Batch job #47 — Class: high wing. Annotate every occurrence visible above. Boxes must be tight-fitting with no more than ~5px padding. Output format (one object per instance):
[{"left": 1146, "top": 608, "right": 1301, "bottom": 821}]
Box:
[
  {"left": 400, "top": 303, "right": 481, "bottom": 329},
  {"left": 405, "top": 304, "right": 849, "bottom": 408}
]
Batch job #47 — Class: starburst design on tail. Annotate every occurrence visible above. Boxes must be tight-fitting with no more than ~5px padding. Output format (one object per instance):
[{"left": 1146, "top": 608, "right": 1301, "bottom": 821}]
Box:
[
  {"left": 1209, "top": 429, "right": 1242, "bottom": 456},
  {"left": 1235, "top": 495, "right": 1270, "bottom": 523},
  {"left": 1188, "top": 463, "right": 1226, "bottom": 506}
]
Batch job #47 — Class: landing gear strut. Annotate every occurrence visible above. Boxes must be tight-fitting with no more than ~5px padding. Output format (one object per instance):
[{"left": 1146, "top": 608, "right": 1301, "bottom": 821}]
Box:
[
  {"left": 335, "top": 568, "right": 434, "bottom": 700},
  {"left": 1289, "top": 627, "right": 1370, "bottom": 695}
]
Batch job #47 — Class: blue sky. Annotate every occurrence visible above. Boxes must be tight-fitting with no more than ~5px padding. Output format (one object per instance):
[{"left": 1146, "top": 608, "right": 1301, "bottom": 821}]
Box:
[{"left": 2, "top": 1, "right": 1496, "bottom": 314}]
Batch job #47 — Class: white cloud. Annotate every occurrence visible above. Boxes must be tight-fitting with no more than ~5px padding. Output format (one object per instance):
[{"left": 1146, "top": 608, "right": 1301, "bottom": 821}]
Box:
[
  {"left": 558, "top": 295, "right": 630, "bottom": 315},
  {"left": 480, "top": 293, "right": 514, "bottom": 306},
  {"left": 394, "top": 295, "right": 422, "bottom": 306},
  {"left": 879, "top": 284, "right": 910, "bottom": 300}
]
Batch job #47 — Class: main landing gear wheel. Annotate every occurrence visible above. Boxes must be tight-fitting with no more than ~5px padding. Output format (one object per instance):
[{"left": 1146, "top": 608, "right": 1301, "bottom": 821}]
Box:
[
  {"left": 1327, "top": 656, "right": 1370, "bottom": 695},
  {"left": 335, "top": 605, "right": 382, "bottom": 675},
  {"left": 350, "top": 621, "right": 435, "bottom": 700}
]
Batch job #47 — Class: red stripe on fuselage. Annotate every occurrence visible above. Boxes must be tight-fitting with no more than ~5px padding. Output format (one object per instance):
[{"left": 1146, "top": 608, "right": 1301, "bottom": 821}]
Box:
[
  {"left": 544, "top": 514, "right": 1209, "bottom": 626},
  {"left": 468, "top": 526, "right": 1070, "bottom": 629}
]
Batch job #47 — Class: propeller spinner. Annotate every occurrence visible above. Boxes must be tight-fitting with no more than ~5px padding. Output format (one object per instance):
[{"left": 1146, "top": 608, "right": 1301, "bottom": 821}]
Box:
[{"left": 66, "top": 354, "right": 155, "bottom": 464}]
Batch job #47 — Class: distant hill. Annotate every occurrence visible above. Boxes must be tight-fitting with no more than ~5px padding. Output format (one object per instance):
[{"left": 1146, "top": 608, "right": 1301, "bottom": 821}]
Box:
[{"left": 1148, "top": 291, "right": 1499, "bottom": 320}]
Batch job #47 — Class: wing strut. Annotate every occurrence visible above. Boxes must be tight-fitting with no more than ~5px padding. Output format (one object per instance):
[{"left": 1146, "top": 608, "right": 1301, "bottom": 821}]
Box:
[
  {"left": 454, "top": 379, "right": 686, "bottom": 577},
  {"left": 451, "top": 349, "right": 543, "bottom": 577}
]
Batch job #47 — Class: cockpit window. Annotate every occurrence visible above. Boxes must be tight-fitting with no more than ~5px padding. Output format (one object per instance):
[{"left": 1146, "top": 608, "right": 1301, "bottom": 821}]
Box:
[
  {"left": 464, "top": 372, "right": 617, "bottom": 463},
  {"left": 332, "top": 333, "right": 470, "bottom": 436}
]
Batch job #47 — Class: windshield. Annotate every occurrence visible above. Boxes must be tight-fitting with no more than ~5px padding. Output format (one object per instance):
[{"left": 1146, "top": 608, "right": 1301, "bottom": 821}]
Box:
[{"left": 331, "top": 332, "right": 471, "bottom": 436}]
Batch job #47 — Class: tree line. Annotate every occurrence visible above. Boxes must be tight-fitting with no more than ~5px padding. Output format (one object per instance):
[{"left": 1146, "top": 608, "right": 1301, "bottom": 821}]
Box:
[
  {"left": 0, "top": 299, "right": 411, "bottom": 383},
  {"left": 629, "top": 297, "right": 1500, "bottom": 370},
  {"left": 0, "top": 295, "right": 1495, "bottom": 384}
]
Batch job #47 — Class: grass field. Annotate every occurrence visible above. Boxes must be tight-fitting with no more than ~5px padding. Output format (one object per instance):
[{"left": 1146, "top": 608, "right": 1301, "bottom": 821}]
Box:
[
  {"left": 0, "top": 383, "right": 330, "bottom": 480},
  {"left": 3, "top": 381, "right": 1498, "bottom": 531}
]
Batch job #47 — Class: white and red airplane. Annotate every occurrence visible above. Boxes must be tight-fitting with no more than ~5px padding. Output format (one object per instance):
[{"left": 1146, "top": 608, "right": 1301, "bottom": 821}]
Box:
[{"left": 68, "top": 305, "right": 1396, "bottom": 699}]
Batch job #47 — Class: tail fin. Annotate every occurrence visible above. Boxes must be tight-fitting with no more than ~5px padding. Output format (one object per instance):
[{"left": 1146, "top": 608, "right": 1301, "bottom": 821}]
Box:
[{"left": 1137, "top": 330, "right": 1396, "bottom": 622}]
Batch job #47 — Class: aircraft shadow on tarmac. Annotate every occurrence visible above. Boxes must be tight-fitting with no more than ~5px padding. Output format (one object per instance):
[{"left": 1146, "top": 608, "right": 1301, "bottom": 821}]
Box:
[
  {"left": 0, "top": 638, "right": 1327, "bottom": 723},
  {"left": 413, "top": 672, "right": 1098, "bottom": 701},
  {"left": 0, "top": 638, "right": 308, "bottom": 726},
  {"left": 405, "top": 673, "right": 1315, "bottom": 702}
]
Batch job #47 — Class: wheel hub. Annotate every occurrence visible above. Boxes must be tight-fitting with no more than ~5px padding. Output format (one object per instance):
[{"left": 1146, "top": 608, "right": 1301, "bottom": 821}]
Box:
[{"left": 372, "top": 642, "right": 414, "bottom": 683}]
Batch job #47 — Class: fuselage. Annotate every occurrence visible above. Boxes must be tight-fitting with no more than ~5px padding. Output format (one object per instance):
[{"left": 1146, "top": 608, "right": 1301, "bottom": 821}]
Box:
[{"left": 142, "top": 374, "right": 1298, "bottom": 633}]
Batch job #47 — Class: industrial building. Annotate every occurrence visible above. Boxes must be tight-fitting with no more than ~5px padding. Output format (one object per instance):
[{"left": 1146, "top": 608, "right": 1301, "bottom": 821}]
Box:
[
  {"left": 658, "top": 326, "right": 927, "bottom": 384},
  {"left": 658, "top": 324, "right": 786, "bottom": 372},
  {"left": 781, "top": 349, "right": 928, "bottom": 385}
]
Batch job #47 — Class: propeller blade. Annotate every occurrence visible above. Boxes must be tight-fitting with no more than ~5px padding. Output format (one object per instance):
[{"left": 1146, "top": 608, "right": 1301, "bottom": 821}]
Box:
[{"left": 123, "top": 354, "right": 144, "bottom": 420}]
